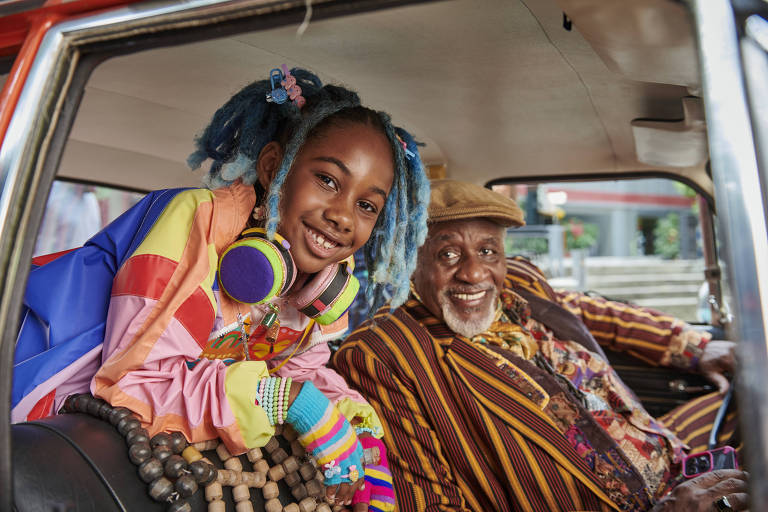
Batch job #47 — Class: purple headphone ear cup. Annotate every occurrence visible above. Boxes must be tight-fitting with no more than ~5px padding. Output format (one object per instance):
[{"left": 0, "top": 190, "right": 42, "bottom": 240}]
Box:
[{"left": 218, "top": 230, "right": 296, "bottom": 304}]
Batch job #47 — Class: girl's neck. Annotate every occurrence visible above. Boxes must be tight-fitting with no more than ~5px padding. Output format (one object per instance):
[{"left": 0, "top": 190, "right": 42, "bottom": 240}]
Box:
[{"left": 288, "top": 272, "right": 310, "bottom": 294}]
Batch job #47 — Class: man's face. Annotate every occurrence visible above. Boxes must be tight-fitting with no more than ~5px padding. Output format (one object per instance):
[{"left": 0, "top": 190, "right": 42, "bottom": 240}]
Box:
[{"left": 412, "top": 218, "right": 507, "bottom": 337}]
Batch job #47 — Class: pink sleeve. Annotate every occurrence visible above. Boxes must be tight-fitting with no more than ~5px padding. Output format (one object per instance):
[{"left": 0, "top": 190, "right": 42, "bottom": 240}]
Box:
[
  {"left": 272, "top": 342, "right": 367, "bottom": 405},
  {"left": 93, "top": 295, "right": 234, "bottom": 442}
]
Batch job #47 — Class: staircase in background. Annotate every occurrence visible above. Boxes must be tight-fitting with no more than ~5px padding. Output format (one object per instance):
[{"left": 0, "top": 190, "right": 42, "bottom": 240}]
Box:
[{"left": 549, "top": 257, "right": 705, "bottom": 322}]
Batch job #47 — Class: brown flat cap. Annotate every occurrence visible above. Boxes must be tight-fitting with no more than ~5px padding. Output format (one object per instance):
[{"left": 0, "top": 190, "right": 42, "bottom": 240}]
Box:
[{"left": 428, "top": 179, "right": 525, "bottom": 227}]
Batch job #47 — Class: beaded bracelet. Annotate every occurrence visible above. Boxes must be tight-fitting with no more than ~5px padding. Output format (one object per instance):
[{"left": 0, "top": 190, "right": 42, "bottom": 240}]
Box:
[
  {"left": 257, "top": 376, "right": 299, "bottom": 426},
  {"left": 282, "top": 377, "right": 292, "bottom": 425},
  {"left": 255, "top": 378, "right": 265, "bottom": 406},
  {"left": 270, "top": 378, "right": 278, "bottom": 425},
  {"left": 264, "top": 378, "right": 274, "bottom": 423},
  {"left": 277, "top": 377, "right": 286, "bottom": 425},
  {"left": 271, "top": 378, "right": 279, "bottom": 426}
]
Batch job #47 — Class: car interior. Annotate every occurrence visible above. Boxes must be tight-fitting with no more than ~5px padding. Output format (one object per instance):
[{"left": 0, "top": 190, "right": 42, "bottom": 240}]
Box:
[{"left": 1, "top": 0, "right": 767, "bottom": 510}]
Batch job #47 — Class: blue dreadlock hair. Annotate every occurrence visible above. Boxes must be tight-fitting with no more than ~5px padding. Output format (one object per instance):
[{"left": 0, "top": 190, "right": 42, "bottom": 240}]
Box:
[{"left": 188, "top": 68, "right": 430, "bottom": 316}]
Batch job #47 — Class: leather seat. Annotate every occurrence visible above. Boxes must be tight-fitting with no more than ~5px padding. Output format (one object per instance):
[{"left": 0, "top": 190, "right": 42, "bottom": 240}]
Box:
[{"left": 12, "top": 413, "right": 291, "bottom": 511}]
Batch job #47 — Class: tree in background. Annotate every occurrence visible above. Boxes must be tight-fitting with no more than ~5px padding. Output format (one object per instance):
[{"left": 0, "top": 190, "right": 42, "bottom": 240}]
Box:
[
  {"left": 654, "top": 212, "right": 680, "bottom": 259},
  {"left": 565, "top": 218, "right": 598, "bottom": 253}
]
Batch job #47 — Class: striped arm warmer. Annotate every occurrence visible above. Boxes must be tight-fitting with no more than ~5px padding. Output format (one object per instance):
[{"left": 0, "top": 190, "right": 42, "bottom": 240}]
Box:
[{"left": 286, "top": 381, "right": 363, "bottom": 486}]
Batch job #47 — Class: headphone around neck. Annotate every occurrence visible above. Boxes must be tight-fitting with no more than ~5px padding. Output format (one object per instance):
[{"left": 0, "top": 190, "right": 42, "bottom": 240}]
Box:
[{"left": 217, "top": 227, "right": 359, "bottom": 325}]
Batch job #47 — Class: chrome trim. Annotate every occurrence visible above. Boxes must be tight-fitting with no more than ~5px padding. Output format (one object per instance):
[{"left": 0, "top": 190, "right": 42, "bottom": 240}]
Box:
[
  {"left": 743, "top": 15, "right": 768, "bottom": 232},
  {"left": 688, "top": 0, "right": 768, "bottom": 506},
  {"left": 0, "top": 0, "right": 341, "bottom": 508}
]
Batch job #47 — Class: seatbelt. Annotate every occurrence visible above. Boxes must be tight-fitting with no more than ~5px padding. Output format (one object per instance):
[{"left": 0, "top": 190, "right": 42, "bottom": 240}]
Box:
[{"left": 513, "top": 287, "right": 608, "bottom": 361}]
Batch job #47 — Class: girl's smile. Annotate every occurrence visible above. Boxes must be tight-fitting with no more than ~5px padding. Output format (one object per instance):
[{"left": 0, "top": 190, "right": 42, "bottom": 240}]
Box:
[
  {"left": 304, "top": 224, "right": 342, "bottom": 257},
  {"left": 259, "top": 121, "right": 395, "bottom": 274}
]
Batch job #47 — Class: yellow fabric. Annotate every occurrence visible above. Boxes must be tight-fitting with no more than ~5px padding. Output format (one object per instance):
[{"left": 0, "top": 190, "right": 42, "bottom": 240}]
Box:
[
  {"left": 224, "top": 361, "right": 274, "bottom": 448},
  {"left": 470, "top": 307, "right": 539, "bottom": 360},
  {"left": 336, "top": 397, "right": 385, "bottom": 438},
  {"left": 132, "top": 188, "right": 218, "bottom": 310}
]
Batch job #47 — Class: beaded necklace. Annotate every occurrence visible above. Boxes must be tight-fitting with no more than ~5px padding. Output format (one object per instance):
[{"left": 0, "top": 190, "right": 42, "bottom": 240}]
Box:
[
  {"left": 206, "top": 310, "right": 315, "bottom": 374},
  {"left": 61, "top": 393, "right": 379, "bottom": 512}
]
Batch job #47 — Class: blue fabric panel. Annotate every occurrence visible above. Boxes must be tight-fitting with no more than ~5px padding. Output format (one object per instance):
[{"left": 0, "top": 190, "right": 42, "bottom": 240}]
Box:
[{"left": 12, "top": 188, "right": 188, "bottom": 408}]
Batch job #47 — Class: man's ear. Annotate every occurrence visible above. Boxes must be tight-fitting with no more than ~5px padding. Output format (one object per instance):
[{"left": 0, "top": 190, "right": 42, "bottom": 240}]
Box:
[{"left": 256, "top": 141, "right": 284, "bottom": 190}]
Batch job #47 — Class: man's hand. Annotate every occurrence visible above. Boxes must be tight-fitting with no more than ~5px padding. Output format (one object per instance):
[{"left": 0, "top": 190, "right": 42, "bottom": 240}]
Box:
[
  {"left": 698, "top": 340, "right": 737, "bottom": 393},
  {"left": 652, "top": 469, "right": 749, "bottom": 511}
]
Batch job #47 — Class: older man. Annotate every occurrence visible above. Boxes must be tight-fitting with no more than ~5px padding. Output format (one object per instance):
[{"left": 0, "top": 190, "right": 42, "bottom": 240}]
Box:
[{"left": 333, "top": 179, "right": 747, "bottom": 512}]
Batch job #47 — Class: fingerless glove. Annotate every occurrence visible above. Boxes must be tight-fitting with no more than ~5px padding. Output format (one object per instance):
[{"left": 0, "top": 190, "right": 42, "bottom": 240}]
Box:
[{"left": 286, "top": 381, "right": 363, "bottom": 486}]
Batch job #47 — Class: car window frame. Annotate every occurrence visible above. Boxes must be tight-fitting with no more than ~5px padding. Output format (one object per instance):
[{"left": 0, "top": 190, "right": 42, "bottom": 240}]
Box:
[
  {"left": 1, "top": 0, "right": 767, "bottom": 508},
  {"left": 0, "top": 1, "right": 438, "bottom": 506},
  {"left": 488, "top": 171, "right": 724, "bottom": 328}
]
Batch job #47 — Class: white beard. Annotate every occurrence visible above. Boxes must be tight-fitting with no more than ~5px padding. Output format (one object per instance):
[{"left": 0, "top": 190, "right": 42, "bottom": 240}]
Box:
[{"left": 438, "top": 293, "right": 497, "bottom": 338}]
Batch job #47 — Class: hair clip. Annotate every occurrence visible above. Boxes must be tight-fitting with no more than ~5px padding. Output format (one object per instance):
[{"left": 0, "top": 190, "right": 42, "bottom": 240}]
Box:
[
  {"left": 341, "top": 465, "right": 359, "bottom": 482},
  {"left": 265, "top": 66, "right": 306, "bottom": 108},
  {"left": 323, "top": 460, "right": 342, "bottom": 480},
  {"left": 395, "top": 134, "right": 416, "bottom": 160},
  {"left": 252, "top": 205, "right": 266, "bottom": 221},
  {"left": 266, "top": 68, "right": 288, "bottom": 104}
]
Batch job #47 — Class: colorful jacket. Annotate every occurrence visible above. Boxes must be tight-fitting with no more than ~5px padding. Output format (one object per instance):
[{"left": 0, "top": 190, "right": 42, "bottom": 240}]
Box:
[
  {"left": 333, "top": 258, "right": 710, "bottom": 511},
  {"left": 14, "top": 182, "right": 381, "bottom": 455}
]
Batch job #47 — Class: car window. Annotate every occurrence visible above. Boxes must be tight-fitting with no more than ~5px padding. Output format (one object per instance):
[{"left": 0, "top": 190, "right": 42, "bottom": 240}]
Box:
[
  {"left": 34, "top": 180, "right": 144, "bottom": 256},
  {"left": 495, "top": 177, "right": 708, "bottom": 323}
]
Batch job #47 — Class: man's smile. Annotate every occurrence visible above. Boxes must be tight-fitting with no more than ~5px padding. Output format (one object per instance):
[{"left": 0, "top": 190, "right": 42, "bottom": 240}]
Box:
[{"left": 445, "top": 286, "right": 496, "bottom": 312}]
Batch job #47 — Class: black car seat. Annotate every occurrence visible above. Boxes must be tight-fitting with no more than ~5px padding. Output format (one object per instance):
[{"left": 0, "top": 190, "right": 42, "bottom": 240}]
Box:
[{"left": 12, "top": 413, "right": 294, "bottom": 511}]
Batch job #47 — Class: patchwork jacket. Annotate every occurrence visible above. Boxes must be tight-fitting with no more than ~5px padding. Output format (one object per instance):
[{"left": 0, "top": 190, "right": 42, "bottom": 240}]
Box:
[{"left": 14, "top": 181, "right": 380, "bottom": 454}]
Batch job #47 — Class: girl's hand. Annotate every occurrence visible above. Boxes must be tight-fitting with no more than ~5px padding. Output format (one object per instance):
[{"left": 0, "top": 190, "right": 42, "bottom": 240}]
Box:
[
  {"left": 285, "top": 382, "right": 365, "bottom": 490},
  {"left": 327, "top": 477, "right": 366, "bottom": 506}
]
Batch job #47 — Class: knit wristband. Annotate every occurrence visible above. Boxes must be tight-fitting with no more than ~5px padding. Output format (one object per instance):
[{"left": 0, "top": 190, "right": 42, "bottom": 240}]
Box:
[
  {"left": 352, "top": 437, "right": 395, "bottom": 512},
  {"left": 286, "top": 381, "right": 363, "bottom": 486}
]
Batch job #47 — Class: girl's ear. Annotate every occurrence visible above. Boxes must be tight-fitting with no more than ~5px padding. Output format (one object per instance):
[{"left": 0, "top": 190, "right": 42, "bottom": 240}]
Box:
[{"left": 256, "top": 141, "right": 284, "bottom": 190}]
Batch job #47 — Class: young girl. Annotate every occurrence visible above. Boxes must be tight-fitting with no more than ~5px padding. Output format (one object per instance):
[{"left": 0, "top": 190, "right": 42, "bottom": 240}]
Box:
[{"left": 14, "top": 66, "right": 429, "bottom": 509}]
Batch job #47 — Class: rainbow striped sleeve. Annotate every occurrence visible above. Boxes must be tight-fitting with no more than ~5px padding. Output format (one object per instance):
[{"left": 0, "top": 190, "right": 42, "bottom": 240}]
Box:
[{"left": 287, "top": 382, "right": 363, "bottom": 485}]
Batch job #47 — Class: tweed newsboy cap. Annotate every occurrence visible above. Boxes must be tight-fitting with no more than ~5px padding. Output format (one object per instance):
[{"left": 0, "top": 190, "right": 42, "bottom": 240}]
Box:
[{"left": 428, "top": 179, "right": 525, "bottom": 227}]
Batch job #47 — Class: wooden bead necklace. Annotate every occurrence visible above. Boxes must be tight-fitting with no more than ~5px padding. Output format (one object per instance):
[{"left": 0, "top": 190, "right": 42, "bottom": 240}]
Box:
[{"left": 61, "top": 393, "right": 378, "bottom": 512}]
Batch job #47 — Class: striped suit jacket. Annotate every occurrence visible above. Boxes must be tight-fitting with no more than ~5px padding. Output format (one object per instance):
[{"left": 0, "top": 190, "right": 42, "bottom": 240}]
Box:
[{"left": 334, "top": 258, "right": 709, "bottom": 511}]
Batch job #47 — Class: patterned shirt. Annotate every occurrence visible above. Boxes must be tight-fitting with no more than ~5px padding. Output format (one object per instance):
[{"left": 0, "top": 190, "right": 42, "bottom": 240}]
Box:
[{"left": 333, "top": 257, "right": 710, "bottom": 511}]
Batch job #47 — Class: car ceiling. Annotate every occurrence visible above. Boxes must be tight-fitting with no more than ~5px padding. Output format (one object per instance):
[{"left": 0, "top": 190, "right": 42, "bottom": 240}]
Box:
[{"left": 41, "top": 0, "right": 709, "bottom": 194}]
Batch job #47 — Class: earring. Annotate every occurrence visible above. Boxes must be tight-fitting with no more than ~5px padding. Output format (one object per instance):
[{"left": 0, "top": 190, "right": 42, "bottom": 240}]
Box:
[{"left": 252, "top": 205, "right": 266, "bottom": 221}]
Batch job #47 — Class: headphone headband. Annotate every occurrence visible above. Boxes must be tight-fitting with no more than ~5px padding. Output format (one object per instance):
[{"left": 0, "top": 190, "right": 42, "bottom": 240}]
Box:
[{"left": 217, "top": 228, "right": 359, "bottom": 325}]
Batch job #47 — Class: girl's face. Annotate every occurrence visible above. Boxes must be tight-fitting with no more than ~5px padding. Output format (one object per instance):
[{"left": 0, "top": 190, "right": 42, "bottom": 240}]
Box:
[{"left": 262, "top": 122, "right": 395, "bottom": 274}]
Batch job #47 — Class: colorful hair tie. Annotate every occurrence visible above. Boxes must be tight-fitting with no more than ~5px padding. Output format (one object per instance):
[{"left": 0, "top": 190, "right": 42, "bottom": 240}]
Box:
[
  {"left": 354, "top": 426, "right": 380, "bottom": 437},
  {"left": 395, "top": 133, "right": 416, "bottom": 160},
  {"left": 265, "top": 65, "right": 306, "bottom": 108}
]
